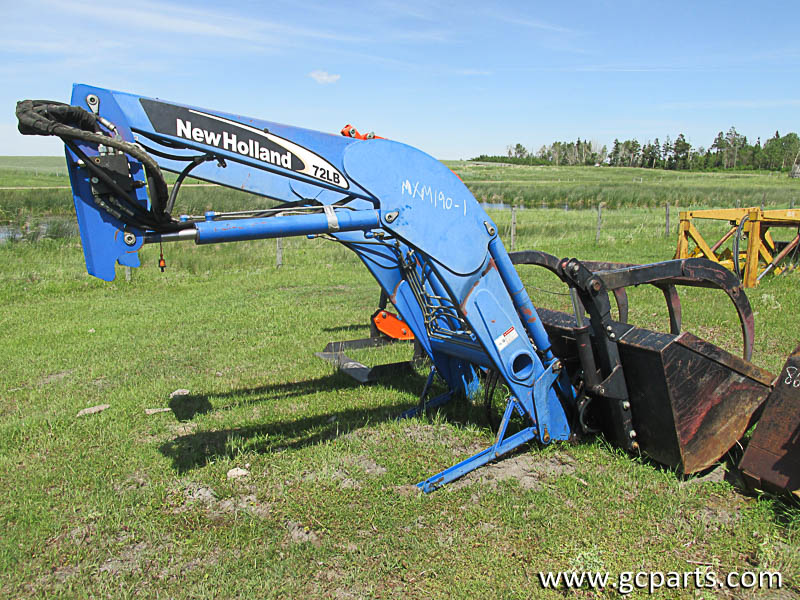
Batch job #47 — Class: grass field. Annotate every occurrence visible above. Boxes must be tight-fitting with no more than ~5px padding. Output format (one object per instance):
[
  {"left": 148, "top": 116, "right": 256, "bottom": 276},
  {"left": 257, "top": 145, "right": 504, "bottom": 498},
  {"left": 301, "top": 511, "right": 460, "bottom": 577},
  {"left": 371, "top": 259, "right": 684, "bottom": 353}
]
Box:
[
  {"left": 2, "top": 157, "right": 799, "bottom": 224},
  {"left": 446, "top": 161, "right": 800, "bottom": 210},
  {"left": 1, "top": 160, "right": 799, "bottom": 598}
]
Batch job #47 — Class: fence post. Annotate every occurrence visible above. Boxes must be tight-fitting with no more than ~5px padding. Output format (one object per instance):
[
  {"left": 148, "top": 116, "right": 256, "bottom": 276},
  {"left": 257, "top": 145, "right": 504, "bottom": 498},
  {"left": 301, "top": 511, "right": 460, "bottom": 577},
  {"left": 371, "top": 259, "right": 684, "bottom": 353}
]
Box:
[
  {"left": 276, "top": 238, "right": 283, "bottom": 268},
  {"left": 595, "top": 203, "right": 603, "bottom": 244},
  {"left": 665, "top": 202, "right": 670, "bottom": 237},
  {"left": 510, "top": 204, "right": 517, "bottom": 251}
]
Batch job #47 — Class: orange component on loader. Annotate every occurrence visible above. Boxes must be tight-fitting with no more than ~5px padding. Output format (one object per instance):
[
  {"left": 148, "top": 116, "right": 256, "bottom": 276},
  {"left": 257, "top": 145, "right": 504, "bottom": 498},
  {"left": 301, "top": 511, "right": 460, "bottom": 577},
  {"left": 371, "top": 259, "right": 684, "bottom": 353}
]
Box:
[
  {"left": 341, "top": 124, "right": 383, "bottom": 140},
  {"left": 371, "top": 309, "right": 415, "bottom": 341}
]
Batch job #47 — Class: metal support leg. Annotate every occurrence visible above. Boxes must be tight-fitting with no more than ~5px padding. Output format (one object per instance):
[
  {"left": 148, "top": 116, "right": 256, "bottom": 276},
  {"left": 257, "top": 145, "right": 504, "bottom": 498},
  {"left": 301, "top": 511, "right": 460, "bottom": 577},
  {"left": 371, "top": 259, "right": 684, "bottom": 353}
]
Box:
[
  {"left": 416, "top": 364, "right": 559, "bottom": 492},
  {"left": 398, "top": 366, "right": 454, "bottom": 419}
]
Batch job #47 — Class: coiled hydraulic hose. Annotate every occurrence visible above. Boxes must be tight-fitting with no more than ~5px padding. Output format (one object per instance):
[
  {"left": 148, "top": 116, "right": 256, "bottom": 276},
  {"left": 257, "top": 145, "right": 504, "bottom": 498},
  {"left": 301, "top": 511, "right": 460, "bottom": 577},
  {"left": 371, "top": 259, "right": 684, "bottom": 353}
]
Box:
[{"left": 16, "top": 99, "right": 192, "bottom": 233}]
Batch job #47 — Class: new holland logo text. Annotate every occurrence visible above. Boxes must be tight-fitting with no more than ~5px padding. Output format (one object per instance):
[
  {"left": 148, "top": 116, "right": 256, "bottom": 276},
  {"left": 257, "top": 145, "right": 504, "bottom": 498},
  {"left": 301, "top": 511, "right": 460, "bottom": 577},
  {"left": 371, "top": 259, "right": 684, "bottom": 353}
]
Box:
[
  {"left": 139, "top": 99, "right": 349, "bottom": 189},
  {"left": 176, "top": 118, "right": 293, "bottom": 169}
]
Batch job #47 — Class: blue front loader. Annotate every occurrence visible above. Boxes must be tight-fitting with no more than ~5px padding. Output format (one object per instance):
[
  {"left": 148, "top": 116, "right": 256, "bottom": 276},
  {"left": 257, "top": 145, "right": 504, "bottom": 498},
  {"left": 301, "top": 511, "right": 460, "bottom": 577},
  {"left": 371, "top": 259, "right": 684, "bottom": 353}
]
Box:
[{"left": 18, "top": 84, "right": 577, "bottom": 491}]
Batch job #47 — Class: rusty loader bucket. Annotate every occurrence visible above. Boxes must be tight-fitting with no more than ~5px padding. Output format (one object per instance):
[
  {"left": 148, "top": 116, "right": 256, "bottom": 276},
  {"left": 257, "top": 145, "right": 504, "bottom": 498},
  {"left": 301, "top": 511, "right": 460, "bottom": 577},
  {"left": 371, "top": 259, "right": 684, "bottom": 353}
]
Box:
[{"left": 739, "top": 345, "right": 800, "bottom": 497}]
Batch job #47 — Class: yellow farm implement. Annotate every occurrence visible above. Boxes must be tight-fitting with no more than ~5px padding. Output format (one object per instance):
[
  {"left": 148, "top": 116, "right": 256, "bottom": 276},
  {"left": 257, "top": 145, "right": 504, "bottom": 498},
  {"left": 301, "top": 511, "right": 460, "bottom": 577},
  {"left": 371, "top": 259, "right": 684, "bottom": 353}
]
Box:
[{"left": 675, "top": 207, "right": 800, "bottom": 288}]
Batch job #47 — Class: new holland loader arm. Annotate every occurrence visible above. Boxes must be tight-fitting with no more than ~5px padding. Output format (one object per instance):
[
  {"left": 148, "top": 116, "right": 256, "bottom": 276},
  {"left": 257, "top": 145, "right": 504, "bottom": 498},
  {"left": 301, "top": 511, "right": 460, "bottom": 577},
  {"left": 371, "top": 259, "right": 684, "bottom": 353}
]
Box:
[
  {"left": 17, "top": 85, "right": 579, "bottom": 492},
  {"left": 17, "top": 85, "right": 796, "bottom": 495}
]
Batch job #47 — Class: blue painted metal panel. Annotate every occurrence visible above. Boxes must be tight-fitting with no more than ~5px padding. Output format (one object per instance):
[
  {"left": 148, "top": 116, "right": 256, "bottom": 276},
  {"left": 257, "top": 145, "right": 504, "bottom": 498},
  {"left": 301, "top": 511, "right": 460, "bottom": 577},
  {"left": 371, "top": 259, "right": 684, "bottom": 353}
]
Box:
[
  {"left": 67, "top": 86, "right": 150, "bottom": 281},
  {"left": 342, "top": 139, "right": 494, "bottom": 276}
]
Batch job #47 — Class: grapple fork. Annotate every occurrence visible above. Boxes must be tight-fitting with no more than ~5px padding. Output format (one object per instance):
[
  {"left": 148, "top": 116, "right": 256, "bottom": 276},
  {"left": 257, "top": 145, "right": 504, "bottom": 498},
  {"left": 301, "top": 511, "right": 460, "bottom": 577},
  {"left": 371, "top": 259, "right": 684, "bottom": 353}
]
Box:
[{"left": 510, "top": 252, "right": 774, "bottom": 475}]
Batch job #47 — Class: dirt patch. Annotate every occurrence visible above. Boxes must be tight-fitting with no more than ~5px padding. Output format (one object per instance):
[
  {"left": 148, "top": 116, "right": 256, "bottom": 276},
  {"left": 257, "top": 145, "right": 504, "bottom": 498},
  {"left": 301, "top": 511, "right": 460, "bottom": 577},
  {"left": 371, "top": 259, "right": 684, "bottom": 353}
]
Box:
[
  {"left": 682, "top": 464, "right": 728, "bottom": 487},
  {"left": 39, "top": 369, "right": 74, "bottom": 386},
  {"left": 451, "top": 452, "right": 576, "bottom": 491},
  {"left": 299, "top": 454, "right": 387, "bottom": 490},
  {"left": 114, "top": 473, "right": 148, "bottom": 493},
  {"left": 344, "top": 455, "right": 386, "bottom": 476},
  {"left": 99, "top": 538, "right": 223, "bottom": 581},
  {"left": 170, "top": 481, "right": 271, "bottom": 519},
  {"left": 98, "top": 541, "right": 150, "bottom": 576},
  {"left": 286, "top": 520, "right": 320, "bottom": 545},
  {"left": 25, "top": 564, "right": 81, "bottom": 593},
  {"left": 693, "top": 503, "right": 743, "bottom": 530},
  {"left": 216, "top": 494, "right": 271, "bottom": 519},
  {"left": 339, "top": 477, "right": 361, "bottom": 490},
  {"left": 46, "top": 522, "right": 97, "bottom": 548},
  {"left": 68, "top": 524, "right": 96, "bottom": 546},
  {"left": 178, "top": 481, "right": 216, "bottom": 507},
  {"left": 395, "top": 484, "right": 420, "bottom": 497},
  {"left": 51, "top": 565, "right": 80, "bottom": 583}
]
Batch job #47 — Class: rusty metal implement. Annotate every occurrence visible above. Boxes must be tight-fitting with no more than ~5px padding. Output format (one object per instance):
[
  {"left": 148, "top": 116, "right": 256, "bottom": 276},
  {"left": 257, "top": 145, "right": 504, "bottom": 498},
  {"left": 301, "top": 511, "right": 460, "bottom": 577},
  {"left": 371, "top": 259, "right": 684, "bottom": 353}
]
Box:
[{"left": 739, "top": 345, "right": 800, "bottom": 496}]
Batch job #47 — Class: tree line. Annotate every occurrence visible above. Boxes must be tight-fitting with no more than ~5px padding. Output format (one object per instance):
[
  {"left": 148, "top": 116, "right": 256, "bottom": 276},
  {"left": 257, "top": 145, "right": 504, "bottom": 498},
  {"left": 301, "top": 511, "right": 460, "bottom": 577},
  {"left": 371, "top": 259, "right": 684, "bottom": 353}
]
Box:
[{"left": 472, "top": 129, "right": 800, "bottom": 171}]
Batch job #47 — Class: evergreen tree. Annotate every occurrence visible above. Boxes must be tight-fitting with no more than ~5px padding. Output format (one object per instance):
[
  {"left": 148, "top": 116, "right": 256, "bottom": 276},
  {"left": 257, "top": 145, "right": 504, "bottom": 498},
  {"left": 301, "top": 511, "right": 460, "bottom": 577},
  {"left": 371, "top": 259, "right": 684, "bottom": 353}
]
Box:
[{"left": 673, "top": 134, "right": 691, "bottom": 169}]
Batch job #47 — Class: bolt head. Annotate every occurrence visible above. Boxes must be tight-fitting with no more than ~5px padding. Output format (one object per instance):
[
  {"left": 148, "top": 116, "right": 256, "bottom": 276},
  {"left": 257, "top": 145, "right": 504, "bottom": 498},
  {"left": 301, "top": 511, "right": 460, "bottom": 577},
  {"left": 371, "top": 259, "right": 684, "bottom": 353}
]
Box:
[{"left": 123, "top": 232, "right": 137, "bottom": 246}]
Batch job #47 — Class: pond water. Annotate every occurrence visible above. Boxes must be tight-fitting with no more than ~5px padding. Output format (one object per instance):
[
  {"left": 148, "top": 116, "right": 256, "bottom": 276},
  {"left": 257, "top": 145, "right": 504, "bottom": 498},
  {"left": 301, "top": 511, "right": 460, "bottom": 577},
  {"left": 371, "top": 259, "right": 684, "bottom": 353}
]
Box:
[
  {"left": 481, "top": 202, "right": 511, "bottom": 210},
  {"left": 0, "top": 217, "right": 78, "bottom": 242}
]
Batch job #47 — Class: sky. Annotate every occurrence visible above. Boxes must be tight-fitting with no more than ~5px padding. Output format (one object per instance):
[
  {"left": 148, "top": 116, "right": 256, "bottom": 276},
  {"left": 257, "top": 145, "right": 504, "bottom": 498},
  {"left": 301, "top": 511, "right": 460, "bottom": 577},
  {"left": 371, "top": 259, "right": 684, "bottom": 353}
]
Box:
[{"left": 2, "top": 0, "right": 799, "bottom": 159}]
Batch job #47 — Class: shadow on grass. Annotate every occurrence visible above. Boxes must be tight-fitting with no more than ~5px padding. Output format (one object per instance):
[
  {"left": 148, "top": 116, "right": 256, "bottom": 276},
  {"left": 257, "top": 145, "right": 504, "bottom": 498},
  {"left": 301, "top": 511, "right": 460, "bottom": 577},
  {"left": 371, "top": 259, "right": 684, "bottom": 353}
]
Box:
[
  {"left": 160, "top": 371, "right": 429, "bottom": 473},
  {"left": 166, "top": 375, "right": 367, "bottom": 421}
]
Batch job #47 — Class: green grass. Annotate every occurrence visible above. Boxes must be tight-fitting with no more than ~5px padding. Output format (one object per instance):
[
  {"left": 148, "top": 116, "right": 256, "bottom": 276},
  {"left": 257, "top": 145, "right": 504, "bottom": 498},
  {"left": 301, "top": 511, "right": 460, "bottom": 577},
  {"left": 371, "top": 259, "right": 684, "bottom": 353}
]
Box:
[
  {"left": 3, "top": 158, "right": 799, "bottom": 223},
  {"left": 1, "top": 203, "right": 798, "bottom": 598},
  {"left": 446, "top": 161, "right": 800, "bottom": 210},
  {"left": 0, "top": 156, "right": 70, "bottom": 188}
]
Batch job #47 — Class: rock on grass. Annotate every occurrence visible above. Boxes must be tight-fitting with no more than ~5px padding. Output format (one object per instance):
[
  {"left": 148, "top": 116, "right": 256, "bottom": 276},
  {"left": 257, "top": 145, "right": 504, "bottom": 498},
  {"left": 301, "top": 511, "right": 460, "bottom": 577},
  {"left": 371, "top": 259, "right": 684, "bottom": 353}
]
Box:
[
  {"left": 76, "top": 404, "right": 110, "bottom": 417},
  {"left": 227, "top": 467, "right": 249, "bottom": 480}
]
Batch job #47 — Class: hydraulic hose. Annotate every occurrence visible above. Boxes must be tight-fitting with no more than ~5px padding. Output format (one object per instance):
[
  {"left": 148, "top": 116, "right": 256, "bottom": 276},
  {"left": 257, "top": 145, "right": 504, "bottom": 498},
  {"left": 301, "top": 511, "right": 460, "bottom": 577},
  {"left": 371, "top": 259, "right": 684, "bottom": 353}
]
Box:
[{"left": 16, "top": 99, "right": 192, "bottom": 232}]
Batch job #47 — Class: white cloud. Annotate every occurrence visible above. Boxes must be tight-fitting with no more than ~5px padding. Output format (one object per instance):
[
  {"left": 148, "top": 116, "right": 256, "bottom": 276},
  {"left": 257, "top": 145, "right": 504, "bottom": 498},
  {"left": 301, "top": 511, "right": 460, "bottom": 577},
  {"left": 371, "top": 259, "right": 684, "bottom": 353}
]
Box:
[
  {"left": 309, "top": 70, "right": 341, "bottom": 84},
  {"left": 38, "top": 0, "right": 365, "bottom": 46}
]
